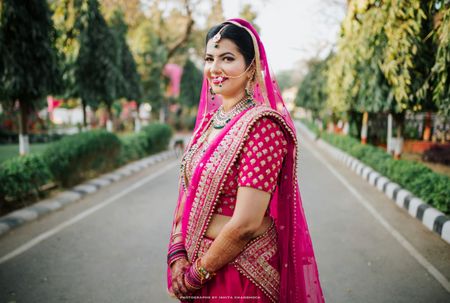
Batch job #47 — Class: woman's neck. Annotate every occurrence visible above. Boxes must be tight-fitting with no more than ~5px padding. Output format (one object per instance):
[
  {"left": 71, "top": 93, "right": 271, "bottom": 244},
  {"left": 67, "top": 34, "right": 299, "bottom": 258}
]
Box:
[{"left": 221, "top": 91, "right": 247, "bottom": 113}]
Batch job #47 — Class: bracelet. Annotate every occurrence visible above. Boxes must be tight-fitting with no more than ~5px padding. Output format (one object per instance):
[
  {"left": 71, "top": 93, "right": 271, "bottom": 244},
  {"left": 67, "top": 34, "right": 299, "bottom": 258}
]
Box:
[
  {"left": 196, "top": 258, "right": 216, "bottom": 283},
  {"left": 167, "top": 242, "right": 187, "bottom": 266},
  {"left": 184, "top": 257, "right": 216, "bottom": 289},
  {"left": 170, "top": 232, "right": 183, "bottom": 242}
]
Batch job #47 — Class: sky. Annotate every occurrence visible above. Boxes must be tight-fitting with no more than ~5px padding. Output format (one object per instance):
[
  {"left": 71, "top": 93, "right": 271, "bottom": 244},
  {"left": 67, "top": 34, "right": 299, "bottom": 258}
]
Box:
[{"left": 221, "top": 0, "right": 347, "bottom": 73}]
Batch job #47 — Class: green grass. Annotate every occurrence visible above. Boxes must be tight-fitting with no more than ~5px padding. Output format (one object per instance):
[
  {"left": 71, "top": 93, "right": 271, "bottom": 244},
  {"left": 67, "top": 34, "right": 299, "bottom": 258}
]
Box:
[{"left": 0, "top": 143, "right": 51, "bottom": 164}]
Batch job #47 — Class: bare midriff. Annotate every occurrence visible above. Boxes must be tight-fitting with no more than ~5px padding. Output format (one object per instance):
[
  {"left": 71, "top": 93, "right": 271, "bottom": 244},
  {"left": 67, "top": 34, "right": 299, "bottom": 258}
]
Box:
[{"left": 205, "top": 213, "right": 273, "bottom": 240}]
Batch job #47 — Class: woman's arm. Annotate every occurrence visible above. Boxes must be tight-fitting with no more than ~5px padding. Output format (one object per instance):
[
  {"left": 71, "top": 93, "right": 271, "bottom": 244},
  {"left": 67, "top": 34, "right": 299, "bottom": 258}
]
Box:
[{"left": 200, "top": 186, "right": 271, "bottom": 273}]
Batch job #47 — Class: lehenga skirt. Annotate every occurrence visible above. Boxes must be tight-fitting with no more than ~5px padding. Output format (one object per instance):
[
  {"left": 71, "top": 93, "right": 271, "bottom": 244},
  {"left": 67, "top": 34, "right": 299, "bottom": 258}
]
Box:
[{"left": 185, "top": 222, "right": 280, "bottom": 303}]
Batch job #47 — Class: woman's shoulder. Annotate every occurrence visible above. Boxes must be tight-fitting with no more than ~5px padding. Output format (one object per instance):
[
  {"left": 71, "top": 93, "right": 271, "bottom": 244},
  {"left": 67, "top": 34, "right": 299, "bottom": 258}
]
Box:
[
  {"left": 245, "top": 107, "right": 286, "bottom": 137},
  {"left": 245, "top": 115, "right": 287, "bottom": 149}
]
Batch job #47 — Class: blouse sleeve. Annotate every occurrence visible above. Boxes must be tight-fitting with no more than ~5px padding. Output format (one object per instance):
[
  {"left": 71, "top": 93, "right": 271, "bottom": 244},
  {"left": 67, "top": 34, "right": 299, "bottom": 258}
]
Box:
[{"left": 237, "top": 117, "right": 288, "bottom": 194}]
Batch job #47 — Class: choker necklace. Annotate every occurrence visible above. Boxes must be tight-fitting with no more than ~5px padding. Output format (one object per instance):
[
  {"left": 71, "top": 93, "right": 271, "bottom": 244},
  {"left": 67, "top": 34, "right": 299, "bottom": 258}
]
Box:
[{"left": 212, "top": 97, "right": 256, "bottom": 129}]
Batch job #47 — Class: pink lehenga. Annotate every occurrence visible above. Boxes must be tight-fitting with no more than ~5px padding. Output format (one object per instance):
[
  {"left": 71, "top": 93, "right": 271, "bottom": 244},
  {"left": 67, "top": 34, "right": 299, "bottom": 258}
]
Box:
[{"left": 166, "top": 18, "right": 325, "bottom": 303}]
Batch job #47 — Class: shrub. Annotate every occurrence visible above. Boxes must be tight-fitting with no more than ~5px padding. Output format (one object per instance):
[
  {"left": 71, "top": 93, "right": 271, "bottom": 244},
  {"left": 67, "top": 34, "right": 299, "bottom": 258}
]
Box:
[
  {"left": 117, "top": 123, "right": 173, "bottom": 165},
  {"left": 302, "top": 121, "right": 450, "bottom": 214},
  {"left": 42, "top": 130, "right": 121, "bottom": 187},
  {"left": 0, "top": 154, "right": 52, "bottom": 205},
  {"left": 117, "top": 132, "right": 148, "bottom": 165},
  {"left": 140, "top": 123, "right": 173, "bottom": 153}
]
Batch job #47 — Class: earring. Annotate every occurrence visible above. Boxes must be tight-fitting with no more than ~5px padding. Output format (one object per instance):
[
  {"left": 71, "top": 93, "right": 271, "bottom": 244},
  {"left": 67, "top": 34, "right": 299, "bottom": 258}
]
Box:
[
  {"left": 245, "top": 80, "right": 254, "bottom": 98},
  {"left": 209, "top": 86, "right": 216, "bottom": 100}
]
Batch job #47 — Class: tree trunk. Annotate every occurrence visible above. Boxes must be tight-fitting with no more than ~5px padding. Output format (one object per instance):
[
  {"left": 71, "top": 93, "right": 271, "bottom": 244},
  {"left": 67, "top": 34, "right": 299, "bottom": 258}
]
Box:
[
  {"left": 82, "top": 99, "right": 87, "bottom": 130},
  {"left": 392, "top": 112, "right": 405, "bottom": 160},
  {"left": 159, "top": 98, "right": 166, "bottom": 123},
  {"left": 361, "top": 111, "right": 369, "bottom": 144},
  {"left": 387, "top": 113, "right": 393, "bottom": 155},
  {"left": 422, "top": 111, "right": 432, "bottom": 141},
  {"left": 106, "top": 105, "right": 113, "bottom": 132},
  {"left": 134, "top": 103, "right": 142, "bottom": 133},
  {"left": 18, "top": 100, "right": 30, "bottom": 155}
]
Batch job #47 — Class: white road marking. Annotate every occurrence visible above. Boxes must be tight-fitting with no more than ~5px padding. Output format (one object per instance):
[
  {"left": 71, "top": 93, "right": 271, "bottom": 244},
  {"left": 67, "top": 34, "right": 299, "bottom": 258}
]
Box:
[
  {"left": 301, "top": 135, "right": 450, "bottom": 293},
  {"left": 0, "top": 161, "right": 179, "bottom": 265}
]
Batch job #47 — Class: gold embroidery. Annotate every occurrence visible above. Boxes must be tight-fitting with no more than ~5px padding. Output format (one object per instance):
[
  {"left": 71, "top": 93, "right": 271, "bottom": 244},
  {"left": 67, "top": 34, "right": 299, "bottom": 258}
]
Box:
[
  {"left": 231, "top": 221, "right": 280, "bottom": 303},
  {"left": 196, "top": 222, "right": 280, "bottom": 303}
]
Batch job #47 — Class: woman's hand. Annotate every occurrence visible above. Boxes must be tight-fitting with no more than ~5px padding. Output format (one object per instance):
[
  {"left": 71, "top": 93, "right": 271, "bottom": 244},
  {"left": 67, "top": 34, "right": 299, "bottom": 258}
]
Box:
[{"left": 170, "top": 258, "right": 192, "bottom": 299}]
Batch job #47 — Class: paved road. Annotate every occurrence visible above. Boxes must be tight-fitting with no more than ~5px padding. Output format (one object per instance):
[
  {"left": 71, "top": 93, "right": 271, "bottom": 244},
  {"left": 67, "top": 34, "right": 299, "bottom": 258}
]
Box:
[{"left": 0, "top": 128, "right": 449, "bottom": 303}]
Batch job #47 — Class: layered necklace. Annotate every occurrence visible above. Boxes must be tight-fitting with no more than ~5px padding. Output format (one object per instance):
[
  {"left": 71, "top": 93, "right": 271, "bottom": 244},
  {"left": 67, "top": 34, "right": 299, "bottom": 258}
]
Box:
[{"left": 212, "top": 96, "right": 257, "bottom": 129}]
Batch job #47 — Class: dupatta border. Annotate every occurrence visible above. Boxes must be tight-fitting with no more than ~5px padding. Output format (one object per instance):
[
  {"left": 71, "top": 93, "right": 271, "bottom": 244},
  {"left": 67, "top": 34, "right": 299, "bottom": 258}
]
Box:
[{"left": 230, "top": 220, "right": 279, "bottom": 303}]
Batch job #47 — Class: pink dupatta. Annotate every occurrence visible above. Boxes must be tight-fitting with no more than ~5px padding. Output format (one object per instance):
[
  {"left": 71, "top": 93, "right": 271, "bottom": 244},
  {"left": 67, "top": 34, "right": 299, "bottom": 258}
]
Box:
[{"left": 167, "top": 18, "right": 325, "bottom": 302}]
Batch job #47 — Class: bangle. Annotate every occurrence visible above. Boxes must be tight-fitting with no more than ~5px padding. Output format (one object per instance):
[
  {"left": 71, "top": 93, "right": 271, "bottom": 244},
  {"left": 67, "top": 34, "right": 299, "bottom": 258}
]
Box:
[
  {"left": 167, "top": 242, "right": 187, "bottom": 266},
  {"left": 184, "top": 258, "right": 215, "bottom": 289},
  {"left": 196, "top": 258, "right": 216, "bottom": 282},
  {"left": 170, "top": 232, "right": 183, "bottom": 242}
]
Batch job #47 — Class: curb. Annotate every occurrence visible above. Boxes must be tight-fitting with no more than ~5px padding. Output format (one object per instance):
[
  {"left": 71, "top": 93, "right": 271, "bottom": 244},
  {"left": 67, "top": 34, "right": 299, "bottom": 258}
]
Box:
[
  {"left": 295, "top": 120, "right": 450, "bottom": 245},
  {"left": 0, "top": 149, "right": 180, "bottom": 238}
]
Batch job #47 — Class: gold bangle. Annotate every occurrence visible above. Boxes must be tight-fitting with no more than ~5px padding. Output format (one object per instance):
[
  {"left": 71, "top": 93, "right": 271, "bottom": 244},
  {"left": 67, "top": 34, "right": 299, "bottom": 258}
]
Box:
[
  {"left": 170, "top": 232, "right": 183, "bottom": 241},
  {"left": 196, "top": 258, "right": 216, "bottom": 283}
]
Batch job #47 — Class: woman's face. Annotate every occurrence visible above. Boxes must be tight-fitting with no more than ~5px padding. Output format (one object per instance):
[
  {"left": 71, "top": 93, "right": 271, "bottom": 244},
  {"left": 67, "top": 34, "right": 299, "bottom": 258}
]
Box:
[{"left": 204, "top": 38, "right": 251, "bottom": 99}]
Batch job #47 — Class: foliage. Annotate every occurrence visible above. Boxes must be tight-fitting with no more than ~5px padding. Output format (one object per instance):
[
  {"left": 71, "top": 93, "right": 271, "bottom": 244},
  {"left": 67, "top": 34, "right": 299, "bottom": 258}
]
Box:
[
  {"left": 110, "top": 9, "right": 142, "bottom": 102},
  {"left": 1, "top": 123, "right": 173, "bottom": 204},
  {"left": 0, "top": 0, "right": 62, "bottom": 108},
  {"left": 75, "top": 0, "right": 118, "bottom": 110},
  {"left": 117, "top": 132, "right": 148, "bottom": 164},
  {"left": 42, "top": 129, "right": 121, "bottom": 187},
  {"left": 132, "top": 19, "right": 168, "bottom": 112},
  {"left": 0, "top": 154, "right": 53, "bottom": 205},
  {"left": 430, "top": 5, "right": 450, "bottom": 117},
  {"left": 303, "top": 121, "right": 450, "bottom": 214},
  {"left": 117, "top": 122, "right": 172, "bottom": 164},
  {"left": 326, "top": 2, "right": 363, "bottom": 116},
  {"left": 353, "top": 2, "right": 392, "bottom": 113},
  {"left": 380, "top": 0, "right": 432, "bottom": 112},
  {"left": 295, "top": 58, "right": 330, "bottom": 119},
  {"left": 140, "top": 123, "right": 173, "bottom": 153},
  {"left": 51, "top": 0, "right": 87, "bottom": 100},
  {"left": 179, "top": 59, "right": 202, "bottom": 108},
  {"left": 324, "top": 0, "right": 445, "bottom": 120}
]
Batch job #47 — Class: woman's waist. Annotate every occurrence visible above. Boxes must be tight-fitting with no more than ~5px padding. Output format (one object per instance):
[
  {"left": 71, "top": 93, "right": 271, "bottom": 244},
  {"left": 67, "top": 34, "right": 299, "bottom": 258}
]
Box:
[{"left": 204, "top": 213, "right": 273, "bottom": 240}]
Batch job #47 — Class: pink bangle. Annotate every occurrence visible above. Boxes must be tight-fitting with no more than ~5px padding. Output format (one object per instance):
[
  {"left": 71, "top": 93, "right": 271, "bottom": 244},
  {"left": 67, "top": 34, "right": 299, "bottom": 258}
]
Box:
[{"left": 167, "top": 242, "right": 187, "bottom": 266}]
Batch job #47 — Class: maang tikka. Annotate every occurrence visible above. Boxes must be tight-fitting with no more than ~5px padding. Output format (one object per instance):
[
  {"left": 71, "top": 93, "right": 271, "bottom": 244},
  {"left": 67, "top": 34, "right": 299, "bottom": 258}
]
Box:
[{"left": 212, "top": 24, "right": 230, "bottom": 48}]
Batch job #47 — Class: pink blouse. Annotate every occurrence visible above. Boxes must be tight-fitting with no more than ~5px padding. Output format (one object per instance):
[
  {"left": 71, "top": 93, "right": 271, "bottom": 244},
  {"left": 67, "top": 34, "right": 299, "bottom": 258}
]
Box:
[{"left": 185, "top": 116, "right": 288, "bottom": 217}]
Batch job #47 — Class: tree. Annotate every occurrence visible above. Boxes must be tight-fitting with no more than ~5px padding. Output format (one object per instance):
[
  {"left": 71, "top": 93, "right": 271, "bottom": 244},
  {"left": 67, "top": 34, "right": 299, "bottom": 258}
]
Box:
[
  {"left": 0, "top": 0, "right": 62, "bottom": 155},
  {"left": 75, "top": 0, "right": 119, "bottom": 129},
  {"left": 179, "top": 59, "right": 202, "bottom": 108},
  {"left": 133, "top": 0, "right": 195, "bottom": 122},
  {"left": 110, "top": 9, "right": 142, "bottom": 102},
  {"left": 51, "top": 0, "right": 88, "bottom": 101},
  {"left": 295, "top": 57, "right": 330, "bottom": 121},
  {"left": 430, "top": 2, "right": 450, "bottom": 118}
]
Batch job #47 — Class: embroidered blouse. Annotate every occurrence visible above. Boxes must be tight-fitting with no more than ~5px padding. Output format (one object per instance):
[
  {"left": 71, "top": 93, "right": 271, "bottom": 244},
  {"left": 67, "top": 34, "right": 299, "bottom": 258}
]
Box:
[{"left": 184, "top": 116, "right": 288, "bottom": 217}]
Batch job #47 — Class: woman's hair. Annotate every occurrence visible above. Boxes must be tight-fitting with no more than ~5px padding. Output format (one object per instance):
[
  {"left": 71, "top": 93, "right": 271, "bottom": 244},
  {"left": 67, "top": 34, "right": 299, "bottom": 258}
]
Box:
[{"left": 205, "top": 23, "right": 255, "bottom": 68}]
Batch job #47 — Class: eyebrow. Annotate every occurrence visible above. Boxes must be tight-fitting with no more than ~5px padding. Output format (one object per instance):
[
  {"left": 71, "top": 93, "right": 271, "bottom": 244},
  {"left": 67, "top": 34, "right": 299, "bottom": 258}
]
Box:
[{"left": 204, "top": 52, "right": 235, "bottom": 57}]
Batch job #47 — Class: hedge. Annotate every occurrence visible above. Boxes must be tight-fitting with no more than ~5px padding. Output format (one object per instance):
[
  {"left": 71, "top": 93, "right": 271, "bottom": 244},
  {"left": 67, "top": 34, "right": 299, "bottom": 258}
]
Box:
[
  {"left": 117, "top": 123, "right": 173, "bottom": 165},
  {"left": 0, "top": 123, "right": 173, "bottom": 206},
  {"left": 0, "top": 154, "right": 52, "bottom": 206},
  {"left": 301, "top": 118, "right": 450, "bottom": 214}
]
